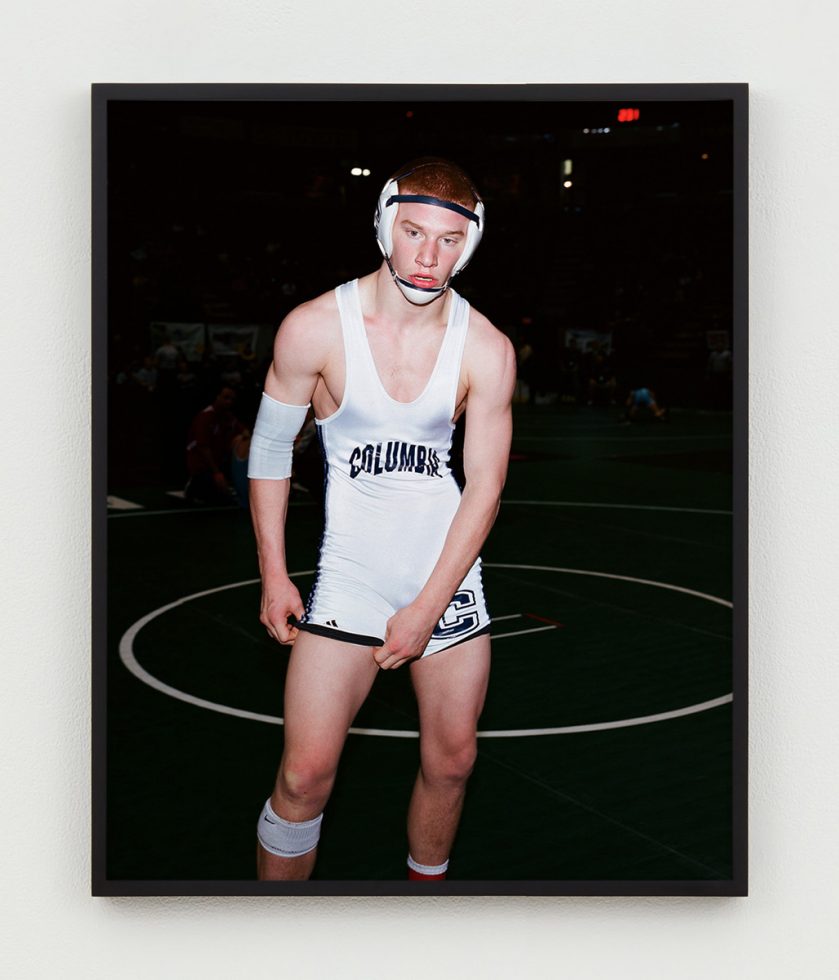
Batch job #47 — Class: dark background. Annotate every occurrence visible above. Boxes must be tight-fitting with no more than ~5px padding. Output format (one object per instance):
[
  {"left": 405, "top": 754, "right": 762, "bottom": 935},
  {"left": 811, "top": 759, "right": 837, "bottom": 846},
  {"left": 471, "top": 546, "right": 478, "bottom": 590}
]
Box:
[{"left": 107, "top": 96, "right": 733, "bottom": 487}]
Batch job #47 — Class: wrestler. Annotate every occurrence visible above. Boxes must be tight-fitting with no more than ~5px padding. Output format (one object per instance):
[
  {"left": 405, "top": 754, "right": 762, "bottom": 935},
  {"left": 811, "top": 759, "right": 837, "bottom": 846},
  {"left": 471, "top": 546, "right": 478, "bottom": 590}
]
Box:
[{"left": 249, "top": 158, "right": 515, "bottom": 881}]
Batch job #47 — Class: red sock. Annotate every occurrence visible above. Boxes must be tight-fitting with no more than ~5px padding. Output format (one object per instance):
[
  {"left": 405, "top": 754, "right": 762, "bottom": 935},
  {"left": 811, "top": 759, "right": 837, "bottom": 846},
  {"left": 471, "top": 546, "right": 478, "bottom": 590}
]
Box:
[{"left": 408, "top": 867, "right": 447, "bottom": 881}]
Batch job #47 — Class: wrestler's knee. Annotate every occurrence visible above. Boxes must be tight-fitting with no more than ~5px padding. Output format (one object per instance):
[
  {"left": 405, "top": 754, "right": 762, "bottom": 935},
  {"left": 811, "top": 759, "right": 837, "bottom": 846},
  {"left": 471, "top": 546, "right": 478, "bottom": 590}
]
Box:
[
  {"left": 276, "top": 753, "right": 337, "bottom": 809},
  {"left": 421, "top": 736, "right": 478, "bottom": 786}
]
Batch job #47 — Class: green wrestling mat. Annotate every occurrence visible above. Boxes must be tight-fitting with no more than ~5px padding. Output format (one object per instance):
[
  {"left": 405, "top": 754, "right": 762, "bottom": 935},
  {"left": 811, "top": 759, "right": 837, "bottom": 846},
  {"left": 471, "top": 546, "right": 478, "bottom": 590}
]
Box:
[{"left": 105, "top": 404, "right": 733, "bottom": 882}]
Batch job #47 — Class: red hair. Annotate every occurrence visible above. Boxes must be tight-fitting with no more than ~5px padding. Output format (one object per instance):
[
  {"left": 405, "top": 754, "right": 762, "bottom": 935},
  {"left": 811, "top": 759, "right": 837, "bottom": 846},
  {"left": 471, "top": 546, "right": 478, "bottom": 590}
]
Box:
[{"left": 391, "top": 157, "right": 479, "bottom": 211}]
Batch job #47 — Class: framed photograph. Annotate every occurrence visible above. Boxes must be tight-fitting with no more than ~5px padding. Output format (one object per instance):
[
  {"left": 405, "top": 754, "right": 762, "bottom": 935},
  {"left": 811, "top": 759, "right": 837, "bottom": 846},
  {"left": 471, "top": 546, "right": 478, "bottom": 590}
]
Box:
[{"left": 93, "top": 83, "right": 747, "bottom": 896}]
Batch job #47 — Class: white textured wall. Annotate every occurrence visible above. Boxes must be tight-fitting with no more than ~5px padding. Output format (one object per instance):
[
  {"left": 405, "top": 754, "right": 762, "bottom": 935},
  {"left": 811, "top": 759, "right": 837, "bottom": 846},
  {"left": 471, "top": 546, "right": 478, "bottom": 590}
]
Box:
[{"left": 1, "top": 1, "right": 837, "bottom": 977}]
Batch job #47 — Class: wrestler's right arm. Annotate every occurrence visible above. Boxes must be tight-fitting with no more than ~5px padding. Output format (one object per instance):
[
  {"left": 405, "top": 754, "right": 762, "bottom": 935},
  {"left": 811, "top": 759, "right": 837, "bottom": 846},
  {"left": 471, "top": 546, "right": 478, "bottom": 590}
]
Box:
[{"left": 250, "top": 303, "right": 327, "bottom": 644}]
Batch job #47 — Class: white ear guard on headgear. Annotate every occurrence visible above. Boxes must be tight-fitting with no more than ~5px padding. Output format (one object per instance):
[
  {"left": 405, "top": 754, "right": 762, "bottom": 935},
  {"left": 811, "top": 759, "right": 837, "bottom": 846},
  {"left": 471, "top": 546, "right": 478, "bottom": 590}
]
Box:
[{"left": 373, "top": 173, "right": 484, "bottom": 305}]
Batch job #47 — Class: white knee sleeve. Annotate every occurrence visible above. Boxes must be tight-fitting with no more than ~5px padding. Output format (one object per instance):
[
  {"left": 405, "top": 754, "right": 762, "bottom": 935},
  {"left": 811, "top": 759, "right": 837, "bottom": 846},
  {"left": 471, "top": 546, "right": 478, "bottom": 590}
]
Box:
[
  {"left": 257, "top": 799, "right": 323, "bottom": 858},
  {"left": 247, "top": 393, "right": 310, "bottom": 480}
]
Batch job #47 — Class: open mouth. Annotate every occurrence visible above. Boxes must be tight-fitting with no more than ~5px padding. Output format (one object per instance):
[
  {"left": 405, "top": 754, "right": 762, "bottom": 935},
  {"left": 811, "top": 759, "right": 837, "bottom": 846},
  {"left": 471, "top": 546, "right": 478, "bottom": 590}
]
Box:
[{"left": 409, "top": 275, "right": 438, "bottom": 288}]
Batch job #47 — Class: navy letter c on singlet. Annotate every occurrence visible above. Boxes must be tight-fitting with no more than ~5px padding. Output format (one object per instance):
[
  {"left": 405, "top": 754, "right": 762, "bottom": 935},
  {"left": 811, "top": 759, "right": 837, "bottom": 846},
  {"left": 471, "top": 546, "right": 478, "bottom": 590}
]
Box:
[{"left": 432, "top": 589, "right": 478, "bottom": 639}]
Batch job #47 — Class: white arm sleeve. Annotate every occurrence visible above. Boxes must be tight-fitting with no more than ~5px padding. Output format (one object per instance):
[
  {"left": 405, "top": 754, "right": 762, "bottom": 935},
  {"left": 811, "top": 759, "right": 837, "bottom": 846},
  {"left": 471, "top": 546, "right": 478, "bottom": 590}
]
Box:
[{"left": 247, "top": 392, "right": 310, "bottom": 480}]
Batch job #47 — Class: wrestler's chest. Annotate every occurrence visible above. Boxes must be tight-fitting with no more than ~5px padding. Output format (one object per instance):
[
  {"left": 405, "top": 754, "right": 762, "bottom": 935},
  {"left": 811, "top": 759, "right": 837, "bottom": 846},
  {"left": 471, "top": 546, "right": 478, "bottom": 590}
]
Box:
[{"left": 367, "top": 333, "right": 443, "bottom": 401}]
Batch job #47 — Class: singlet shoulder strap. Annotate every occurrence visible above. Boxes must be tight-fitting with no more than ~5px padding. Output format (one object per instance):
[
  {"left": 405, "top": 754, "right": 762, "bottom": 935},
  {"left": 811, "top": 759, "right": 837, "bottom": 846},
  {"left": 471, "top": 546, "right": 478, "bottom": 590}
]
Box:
[
  {"left": 334, "top": 279, "right": 363, "bottom": 338},
  {"left": 447, "top": 289, "right": 470, "bottom": 358},
  {"left": 333, "top": 279, "right": 372, "bottom": 402},
  {"left": 432, "top": 288, "right": 471, "bottom": 415}
]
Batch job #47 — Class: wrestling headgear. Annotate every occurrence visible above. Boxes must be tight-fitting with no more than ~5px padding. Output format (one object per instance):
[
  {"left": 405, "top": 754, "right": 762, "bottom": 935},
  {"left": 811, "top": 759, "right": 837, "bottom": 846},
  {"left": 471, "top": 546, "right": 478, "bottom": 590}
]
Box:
[{"left": 373, "top": 161, "right": 485, "bottom": 305}]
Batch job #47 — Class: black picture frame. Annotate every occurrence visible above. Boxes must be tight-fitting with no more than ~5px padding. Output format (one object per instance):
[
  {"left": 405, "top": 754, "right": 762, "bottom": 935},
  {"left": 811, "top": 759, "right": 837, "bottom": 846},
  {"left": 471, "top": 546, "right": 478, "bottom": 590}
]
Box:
[{"left": 93, "top": 82, "right": 748, "bottom": 897}]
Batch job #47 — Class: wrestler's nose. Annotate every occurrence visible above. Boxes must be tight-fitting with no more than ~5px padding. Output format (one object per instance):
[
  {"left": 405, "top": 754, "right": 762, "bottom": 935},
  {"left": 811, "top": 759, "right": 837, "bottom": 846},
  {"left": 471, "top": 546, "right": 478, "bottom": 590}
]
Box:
[{"left": 417, "top": 240, "right": 438, "bottom": 268}]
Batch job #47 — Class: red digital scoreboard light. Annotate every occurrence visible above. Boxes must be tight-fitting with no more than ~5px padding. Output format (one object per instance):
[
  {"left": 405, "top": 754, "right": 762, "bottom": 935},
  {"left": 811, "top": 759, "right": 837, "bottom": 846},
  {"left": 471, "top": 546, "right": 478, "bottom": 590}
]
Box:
[{"left": 617, "top": 108, "right": 640, "bottom": 123}]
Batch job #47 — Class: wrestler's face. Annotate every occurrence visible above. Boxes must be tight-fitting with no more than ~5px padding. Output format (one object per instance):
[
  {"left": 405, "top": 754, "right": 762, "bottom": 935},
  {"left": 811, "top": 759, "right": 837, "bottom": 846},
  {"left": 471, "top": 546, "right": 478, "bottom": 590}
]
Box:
[{"left": 389, "top": 201, "right": 470, "bottom": 293}]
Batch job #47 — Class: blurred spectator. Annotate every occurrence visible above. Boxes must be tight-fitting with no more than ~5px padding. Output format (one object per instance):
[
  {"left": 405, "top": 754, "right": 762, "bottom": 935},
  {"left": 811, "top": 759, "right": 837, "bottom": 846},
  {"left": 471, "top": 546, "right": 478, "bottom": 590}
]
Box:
[
  {"left": 154, "top": 334, "right": 181, "bottom": 378},
  {"left": 184, "top": 386, "right": 244, "bottom": 504},
  {"left": 621, "top": 387, "right": 668, "bottom": 423},
  {"left": 175, "top": 356, "right": 199, "bottom": 396},
  {"left": 132, "top": 355, "right": 158, "bottom": 393}
]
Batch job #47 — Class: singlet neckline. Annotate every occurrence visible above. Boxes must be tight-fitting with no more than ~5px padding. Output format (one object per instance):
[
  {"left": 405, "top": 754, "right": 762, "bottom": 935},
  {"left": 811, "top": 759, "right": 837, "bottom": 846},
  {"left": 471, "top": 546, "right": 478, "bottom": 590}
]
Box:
[{"left": 352, "top": 279, "right": 457, "bottom": 407}]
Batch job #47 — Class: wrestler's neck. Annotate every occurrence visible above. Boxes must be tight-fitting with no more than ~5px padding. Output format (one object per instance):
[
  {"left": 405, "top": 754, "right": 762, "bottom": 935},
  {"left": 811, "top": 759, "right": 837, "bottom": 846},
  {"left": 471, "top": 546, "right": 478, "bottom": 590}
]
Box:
[{"left": 360, "top": 266, "right": 452, "bottom": 330}]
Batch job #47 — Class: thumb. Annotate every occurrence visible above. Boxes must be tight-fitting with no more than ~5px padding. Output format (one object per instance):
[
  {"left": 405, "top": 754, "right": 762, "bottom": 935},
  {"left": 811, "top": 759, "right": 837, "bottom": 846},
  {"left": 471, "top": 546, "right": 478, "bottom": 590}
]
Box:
[{"left": 372, "top": 618, "right": 393, "bottom": 661}]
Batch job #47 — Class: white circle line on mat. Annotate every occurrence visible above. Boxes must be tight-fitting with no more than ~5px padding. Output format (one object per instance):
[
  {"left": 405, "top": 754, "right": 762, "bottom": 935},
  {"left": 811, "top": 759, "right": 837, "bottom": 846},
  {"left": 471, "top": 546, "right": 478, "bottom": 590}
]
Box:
[{"left": 118, "top": 566, "right": 732, "bottom": 736}]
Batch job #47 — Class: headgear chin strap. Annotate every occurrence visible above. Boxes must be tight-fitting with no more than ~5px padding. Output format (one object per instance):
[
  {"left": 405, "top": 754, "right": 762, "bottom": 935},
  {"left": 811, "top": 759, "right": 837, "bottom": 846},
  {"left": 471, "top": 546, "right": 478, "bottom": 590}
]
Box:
[{"left": 373, "top": 168, "right": 484, "bottom": 305}]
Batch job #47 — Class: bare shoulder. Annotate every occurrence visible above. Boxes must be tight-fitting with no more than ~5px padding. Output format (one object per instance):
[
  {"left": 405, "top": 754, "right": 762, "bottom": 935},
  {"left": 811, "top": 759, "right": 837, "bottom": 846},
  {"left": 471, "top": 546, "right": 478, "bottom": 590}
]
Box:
[
  {"left": 265, "top": 289, "right": 343, "bottom": 403},
  {"left": 273, "top": 289, "right": 341, "bottom": 367},
  {"left": 464, "top": 306, "right": 517, "bottom": 394}
]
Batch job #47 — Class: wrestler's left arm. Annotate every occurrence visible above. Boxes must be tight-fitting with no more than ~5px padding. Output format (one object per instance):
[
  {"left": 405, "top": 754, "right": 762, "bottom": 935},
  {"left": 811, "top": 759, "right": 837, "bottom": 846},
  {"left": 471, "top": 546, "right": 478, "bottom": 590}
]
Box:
[{"left": 373, "top": 318, "right": 516, "bottom": 669}]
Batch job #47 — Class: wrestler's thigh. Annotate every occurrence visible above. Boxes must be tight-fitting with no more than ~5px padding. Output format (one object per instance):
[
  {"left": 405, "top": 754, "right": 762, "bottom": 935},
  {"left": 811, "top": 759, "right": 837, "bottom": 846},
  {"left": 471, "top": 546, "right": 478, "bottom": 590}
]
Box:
[
  {"left": 410, "top": 632, "right": 491, "bottom": 746},
  {"left": 282, "top": 630, "right": 380, "bottom": 761}
]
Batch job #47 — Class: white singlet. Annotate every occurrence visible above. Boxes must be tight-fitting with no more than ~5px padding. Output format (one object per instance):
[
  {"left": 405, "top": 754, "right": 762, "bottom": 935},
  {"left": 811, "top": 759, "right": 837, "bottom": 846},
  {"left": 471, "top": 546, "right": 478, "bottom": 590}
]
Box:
[{"left": 296, "top": 279, "right": 491, "bottom": 658}]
